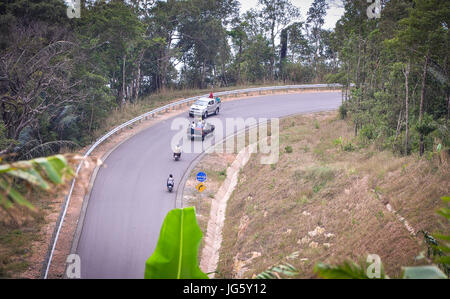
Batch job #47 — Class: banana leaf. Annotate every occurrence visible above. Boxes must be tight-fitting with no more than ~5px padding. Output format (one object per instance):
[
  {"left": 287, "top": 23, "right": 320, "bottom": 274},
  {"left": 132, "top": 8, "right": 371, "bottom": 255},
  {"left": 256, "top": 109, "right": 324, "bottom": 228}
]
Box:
[
  {"left": 0, "top": 154, "right": 73, "bottom": 210},
  {"left": 144, "top": 207, "right": 208, "bottom": 279}
]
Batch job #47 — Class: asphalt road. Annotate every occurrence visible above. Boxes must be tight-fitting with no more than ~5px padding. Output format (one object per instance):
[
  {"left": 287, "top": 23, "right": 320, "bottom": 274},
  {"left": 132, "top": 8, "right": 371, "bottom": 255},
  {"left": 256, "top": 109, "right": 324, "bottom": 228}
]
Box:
[{"left": 76, "top": 91, "right": 341, "bottom": 278}]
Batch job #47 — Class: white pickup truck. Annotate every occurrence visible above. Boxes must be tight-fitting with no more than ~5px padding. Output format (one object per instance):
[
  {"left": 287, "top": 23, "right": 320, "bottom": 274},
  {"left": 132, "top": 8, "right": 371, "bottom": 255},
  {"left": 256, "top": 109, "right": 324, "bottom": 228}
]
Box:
[{"left": 189, "top": 97, "right": 221, "bottom": 119}]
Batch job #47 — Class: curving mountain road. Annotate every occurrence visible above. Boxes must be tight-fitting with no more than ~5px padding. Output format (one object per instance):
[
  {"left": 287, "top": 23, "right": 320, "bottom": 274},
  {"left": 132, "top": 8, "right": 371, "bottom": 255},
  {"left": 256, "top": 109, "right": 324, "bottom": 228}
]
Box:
[{"left": 75, "top": 91, "right": 341, "bottom": 278}]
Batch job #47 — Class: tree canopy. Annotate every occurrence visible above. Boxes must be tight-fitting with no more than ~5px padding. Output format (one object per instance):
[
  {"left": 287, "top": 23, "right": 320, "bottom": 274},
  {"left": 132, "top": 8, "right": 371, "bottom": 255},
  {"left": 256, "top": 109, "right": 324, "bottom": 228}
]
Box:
[{"left": 0, "top": 0, "right": 448, "bottom": 158}]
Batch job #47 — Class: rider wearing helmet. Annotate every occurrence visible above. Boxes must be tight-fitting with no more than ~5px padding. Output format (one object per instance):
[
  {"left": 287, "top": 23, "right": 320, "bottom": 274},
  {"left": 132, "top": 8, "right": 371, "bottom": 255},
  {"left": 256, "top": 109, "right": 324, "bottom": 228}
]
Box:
[{"left": 167, "top": 174, "right": 175, "bottom": 187}]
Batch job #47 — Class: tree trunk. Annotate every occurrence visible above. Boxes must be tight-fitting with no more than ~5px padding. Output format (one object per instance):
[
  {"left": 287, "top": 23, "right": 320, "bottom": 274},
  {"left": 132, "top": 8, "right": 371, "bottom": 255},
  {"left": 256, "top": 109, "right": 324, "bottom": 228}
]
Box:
[
  {"left": 117, "top": 85, "right": 124, "bottom": 107},
  {"left": 134, "top": 50, "right": 144, "bottom": 102},
  {"left": 161, "top": 49, "right": 167, "bottom": 92},
  {"left": 88, "top": 101, "right": 94, "bottom": 133},
  {"left": 356, "top": 39, "right": 361, "bottom": 88},
  {"left": 346, "top": 62, "right": 350, "bottom": 101},
  {"left": 134, "top": 64, "right": 141, "bottom": 103},
  {"left": 280, "top": 28, "right": 288, "bottom": 82},
  {"left": 419, "top": 53, "right": 429, "bottom": 156},
  {"left": 237, "top": 39, "right": 242, "bottom": 84},
  {"left": 270, "top": 20, "right": 275, "bottom": 82},
  {"left": 404, "top": 62, "right": 410, "bottom": 155},
  {"left": 447, "top": 93, "right": 450, "bottom": 124},
  {"left": 122, "top": 54, "right": 126, "bottom": 106},
  {"left": 394, "top": 110, "right": 402, "bottom": 145},
  {"left": 201, "top": 59, "right": 206, "bottom": 89}
]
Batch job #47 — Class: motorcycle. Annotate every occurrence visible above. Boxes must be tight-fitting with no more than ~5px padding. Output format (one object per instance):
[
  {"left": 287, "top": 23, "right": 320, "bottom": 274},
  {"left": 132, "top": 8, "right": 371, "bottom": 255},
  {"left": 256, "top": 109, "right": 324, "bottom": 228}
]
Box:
[
  {"left": 173, "top": 152, "right": 181, "bottom": 161},
  {"left": 167, "top": 174, "right": 175, "bottom": 192}
]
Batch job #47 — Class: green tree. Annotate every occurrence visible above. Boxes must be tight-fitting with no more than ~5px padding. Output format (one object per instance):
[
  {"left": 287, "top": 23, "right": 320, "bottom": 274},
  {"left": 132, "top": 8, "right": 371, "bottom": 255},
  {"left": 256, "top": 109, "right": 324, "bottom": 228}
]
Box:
[
  {"left": 0, "top": 0, "right": 68, "bottom": 50},
  {"left": 176, "top": 0, "right": 239, "bottom": 89},
  {"left": 229, "top": 21, "right": 248, "bottom": 85},
  {"left": 287, "top": 22, "right": 311, "bottom": 64},
  {"left": 305, "top": 0, "right": 329, "bottom": 81},
  {"left": 257, "top": 0, "right": 300, "bottom": 81},
  {"left": 142, "top": 0, "right": 179, "bottom": 92},
  {"left": 396, "top": 0, "right": 449, "bottom": 156},
  {"left": 0, "top": 22, "right": 86, "bottom": 156},
  {"left": 75, "top": 0, "right": 147, "bottom": 106}
]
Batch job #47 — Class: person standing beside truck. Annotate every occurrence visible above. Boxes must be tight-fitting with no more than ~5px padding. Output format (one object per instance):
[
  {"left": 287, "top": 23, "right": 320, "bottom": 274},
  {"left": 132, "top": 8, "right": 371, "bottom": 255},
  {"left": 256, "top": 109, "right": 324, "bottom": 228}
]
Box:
[{"left": 191, "top": 121, "right": 195, "bottom": 136}]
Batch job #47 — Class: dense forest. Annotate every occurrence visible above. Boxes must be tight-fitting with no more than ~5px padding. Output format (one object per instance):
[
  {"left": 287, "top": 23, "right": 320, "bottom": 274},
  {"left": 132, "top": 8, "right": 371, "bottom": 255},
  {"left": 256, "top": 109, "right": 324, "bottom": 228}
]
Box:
[{"left": 0, "top": 0, "right": 448, "bottom": 159}]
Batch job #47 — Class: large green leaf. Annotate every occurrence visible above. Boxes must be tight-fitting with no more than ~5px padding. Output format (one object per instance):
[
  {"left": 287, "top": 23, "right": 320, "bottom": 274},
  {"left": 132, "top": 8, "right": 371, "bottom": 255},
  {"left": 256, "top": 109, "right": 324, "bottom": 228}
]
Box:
[
  {"left": 0, "top": 193, "right": 13, "bottom": 209},
  {"left": 144, "top": 207, "right": 208, "bottom": 279},
  {"left": 0, "top": 164, "right": 15, "bottom": 173},
  {"left": 0, "top": 154, "right": 74, "bottom": 211},
  {"left": 8, "top": 168, "right": 50, "bottom": 190},
  {"left": 0, "top": 178, "right": 34, "bottom": 210},
  {"left": 33, "top": 157, "right": 63, "bottom": 184},
  {"left": 402, "top": 266, "right": 447, "bottom": 279},
  {"left": 47, "top": 155, "right": 74, "bottom": 177}
]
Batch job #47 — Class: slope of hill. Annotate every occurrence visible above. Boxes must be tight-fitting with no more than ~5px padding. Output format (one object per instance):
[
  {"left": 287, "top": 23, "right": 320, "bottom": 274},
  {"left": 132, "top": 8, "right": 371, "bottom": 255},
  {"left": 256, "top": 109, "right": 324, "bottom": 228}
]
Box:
[{"left": 216, "top": 111, "right": 449, "bottom": 278}]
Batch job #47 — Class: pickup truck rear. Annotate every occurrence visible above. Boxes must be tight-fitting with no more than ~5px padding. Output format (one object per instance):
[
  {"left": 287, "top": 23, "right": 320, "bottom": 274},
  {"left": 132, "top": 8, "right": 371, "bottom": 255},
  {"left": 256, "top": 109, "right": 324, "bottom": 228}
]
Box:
[
  {"left": 187, "top": 122, "right": 215, "bottom": 141},
  {"left": 189, "top": 97, "right": 221, "bottom": 119}
]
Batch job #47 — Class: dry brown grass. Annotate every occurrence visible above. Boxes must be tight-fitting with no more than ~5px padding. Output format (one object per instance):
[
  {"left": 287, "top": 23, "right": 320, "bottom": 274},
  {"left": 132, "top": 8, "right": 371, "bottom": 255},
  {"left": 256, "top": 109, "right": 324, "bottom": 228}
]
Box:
[
  {"left": 184, "top": 153, "right": 237, "bottom": 261},
  {"left": 216, "top": 112, "right": 449, "bottom": 278},
  {"left": 0, "top": 155, "right": 98, "bottom": 278},
  {"left": 0, "top": 203, "right": 47, "bottom": 278}
]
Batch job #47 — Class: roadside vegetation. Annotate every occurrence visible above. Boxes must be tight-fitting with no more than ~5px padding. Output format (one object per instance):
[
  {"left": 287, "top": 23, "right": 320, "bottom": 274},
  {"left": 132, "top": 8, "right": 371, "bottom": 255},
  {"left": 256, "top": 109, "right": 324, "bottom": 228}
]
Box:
[
  {"left": 0, "top": 0, "right": 348, "bottom": 161},
  {"left": 184, "top": 153, "right": 236, "bottom": 258},
  {"left": 331, "top": 1, "right": 449, "bottom": 158},
  {"left": 216, "top": 112, "right": 449, "bottom": 278},
  {"left": 0, "top": 155, "right": 76, "bottom": 277},
  {"left": 0, "top": 0, "right": 448, "bottom": 280}
]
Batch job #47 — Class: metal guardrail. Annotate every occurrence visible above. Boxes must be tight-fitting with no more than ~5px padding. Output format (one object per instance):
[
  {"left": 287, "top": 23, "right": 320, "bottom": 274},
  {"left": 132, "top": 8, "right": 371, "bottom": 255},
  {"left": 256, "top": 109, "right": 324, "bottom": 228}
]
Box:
[{"left": 42, "top": 83, "right": 342, "bottom": 279}]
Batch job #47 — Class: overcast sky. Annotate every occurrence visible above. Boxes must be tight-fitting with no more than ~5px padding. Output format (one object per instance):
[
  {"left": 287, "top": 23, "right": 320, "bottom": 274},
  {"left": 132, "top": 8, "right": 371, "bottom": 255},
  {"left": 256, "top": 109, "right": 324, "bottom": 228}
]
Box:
[{"left": 238, "top": 0, "right": 345, "bottom": 30}]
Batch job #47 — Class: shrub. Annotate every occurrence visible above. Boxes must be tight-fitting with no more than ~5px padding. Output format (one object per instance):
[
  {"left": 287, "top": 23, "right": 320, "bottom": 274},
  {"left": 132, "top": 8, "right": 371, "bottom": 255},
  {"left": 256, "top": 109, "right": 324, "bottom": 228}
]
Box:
[
  {"left": 333, "top": 136, "right": 343, "bottom": 148},
  {"left": 218, "top": 169, "right": 227, "bottom": 180},
  {"left": 415, "top": 113, "right": 437, "bottom": 136},
  {"left": 343, "top": 143, "right": 356, "bottom": 152},
  {"left": 339, "top": 104, "right": 348, "bottom": 119},
  {"left": 314, "top": 120, "right": 320, "bottom": 129},
  {"left": 360, "top": 124, "right": 377, "bottom": 141},
  {"left": 285, "top": 146, "right": 293, "bottom": 153}
]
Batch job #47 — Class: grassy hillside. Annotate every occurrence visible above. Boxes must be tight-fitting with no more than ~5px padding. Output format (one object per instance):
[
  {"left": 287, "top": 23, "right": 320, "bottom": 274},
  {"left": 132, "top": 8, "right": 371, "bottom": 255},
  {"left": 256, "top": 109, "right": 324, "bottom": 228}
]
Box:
[{"left": 216, "top": 111, "right": 449, "bottom": 278}]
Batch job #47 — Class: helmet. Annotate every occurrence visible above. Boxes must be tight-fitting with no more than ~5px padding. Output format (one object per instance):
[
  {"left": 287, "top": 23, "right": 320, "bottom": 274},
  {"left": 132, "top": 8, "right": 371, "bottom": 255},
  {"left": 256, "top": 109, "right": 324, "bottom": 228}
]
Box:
[{"left": 169, "top": 174, "right": 173, "bottom": 178}]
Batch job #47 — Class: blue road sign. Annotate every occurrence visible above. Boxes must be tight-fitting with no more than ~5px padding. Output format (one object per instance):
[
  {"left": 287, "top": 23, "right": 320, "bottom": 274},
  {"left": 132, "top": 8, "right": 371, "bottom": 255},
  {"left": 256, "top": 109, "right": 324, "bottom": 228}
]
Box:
[{"left": 196, "top": 172, "right": 207, "bottom": 182}]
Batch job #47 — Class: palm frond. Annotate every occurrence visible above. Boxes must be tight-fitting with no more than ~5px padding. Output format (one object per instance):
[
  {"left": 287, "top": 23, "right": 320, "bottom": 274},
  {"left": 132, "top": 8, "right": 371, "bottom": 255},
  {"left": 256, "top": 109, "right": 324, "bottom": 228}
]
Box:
[
  {"left": 22, "top": 140, "right": 79, "bottom": 160},
  {"left": 255, "top": 252, "right": 300, "bottom": 279}
]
